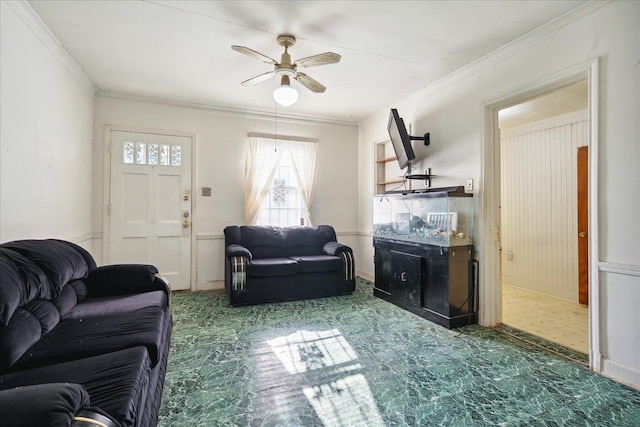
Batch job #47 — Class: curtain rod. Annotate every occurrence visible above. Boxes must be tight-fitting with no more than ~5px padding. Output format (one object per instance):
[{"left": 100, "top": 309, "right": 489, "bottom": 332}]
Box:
[{"left": 247, "top": 131, "right": 317, "bottom": 143}]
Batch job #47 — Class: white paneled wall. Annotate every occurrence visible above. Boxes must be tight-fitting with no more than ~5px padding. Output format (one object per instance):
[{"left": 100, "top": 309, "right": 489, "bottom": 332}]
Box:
[{"left": 500, "top": 111, "right": 588, "bottom": 301}]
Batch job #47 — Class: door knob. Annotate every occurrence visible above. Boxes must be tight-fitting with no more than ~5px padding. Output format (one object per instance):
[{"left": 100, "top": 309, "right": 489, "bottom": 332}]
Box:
[
  {"left": 183, "top": 195, "right": 189, "bottom": 201},
  {"left": 183, "top": 220, "right": 190, "bottom": 228},
  {"left": 579, "top": 232, "right": 587, "bottom": 238}
]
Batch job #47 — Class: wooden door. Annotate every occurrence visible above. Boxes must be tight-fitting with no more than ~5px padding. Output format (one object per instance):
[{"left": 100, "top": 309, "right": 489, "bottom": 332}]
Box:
[
  {"left": 109, "top": 130, "right": 192, "bottom": 290},
  {"left": 577, "top": 146, "right": 589, "bottom": 305}
]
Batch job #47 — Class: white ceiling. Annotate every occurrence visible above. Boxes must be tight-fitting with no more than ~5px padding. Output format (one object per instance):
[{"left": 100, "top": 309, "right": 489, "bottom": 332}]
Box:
[
  {"left": 28, "top": 0, "right": 590, "bottom": 124},
  {"left": 499, "top": 79, "right": 589, "bottom": 129}
]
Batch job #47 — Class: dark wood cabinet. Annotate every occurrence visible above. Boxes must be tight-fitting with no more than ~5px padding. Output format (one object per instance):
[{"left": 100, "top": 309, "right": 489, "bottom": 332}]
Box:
[
  {"left": 373, "top": 238, "right": 476, "bottom": 329},
  {"left": 374, "top": 248, "right": 422, "bottom": 307}
]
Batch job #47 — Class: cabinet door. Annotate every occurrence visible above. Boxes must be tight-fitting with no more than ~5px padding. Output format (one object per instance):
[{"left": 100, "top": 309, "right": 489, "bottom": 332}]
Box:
[
  {"left": 374, "top": 248, "right": 393, "bottom": 294},
  {"left": 424, "top": 248, "right": 472, "bottom": 317},
  {"left": 424, "top": 257, "right": 449, "bottom": 315},
  {"left": 390, "top": 251, "right": 422, "bottom": 307}
]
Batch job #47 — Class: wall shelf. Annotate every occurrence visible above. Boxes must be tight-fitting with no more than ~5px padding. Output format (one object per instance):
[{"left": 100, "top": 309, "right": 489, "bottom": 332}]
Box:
[
  {"left": 376, "top": 156, "right": 397, "bottom": 164},
  {"left": 375, "top": 140, "right": 404, "bottom": 194},
  {"left": 377, "top": 178, "right": 404, "bottom": 185}
]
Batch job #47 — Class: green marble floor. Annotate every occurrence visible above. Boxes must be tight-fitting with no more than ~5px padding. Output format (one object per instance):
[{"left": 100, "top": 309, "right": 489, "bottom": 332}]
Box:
[{"left": 158, "top": 280, "right": 640, "bottom": 426}]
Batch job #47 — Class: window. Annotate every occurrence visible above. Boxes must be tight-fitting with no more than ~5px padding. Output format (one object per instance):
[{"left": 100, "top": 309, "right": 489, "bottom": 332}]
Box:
[
  {"left": 244, "top": 136, "right": 317, "bottom": 226},
  {"left": 256, "top": 150, "right": 308, "bottom": 226},
  {"left": 122, "top": 142, "right": 181, "bottom": 167}
]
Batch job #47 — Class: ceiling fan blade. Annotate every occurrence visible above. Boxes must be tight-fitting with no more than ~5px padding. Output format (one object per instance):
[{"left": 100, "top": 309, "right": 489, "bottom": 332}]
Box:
[
  {"left": 295, "top": 52, "right": 341, "bottom": 68},
  {"left": 231, "top": 45, "right": 277, "bottom": 64},
  {"left": 241, "top": 71, "right": 276, "bottom": 86},
  {"left": 295, "top": 72, "right": 326, "bottom": 93}
]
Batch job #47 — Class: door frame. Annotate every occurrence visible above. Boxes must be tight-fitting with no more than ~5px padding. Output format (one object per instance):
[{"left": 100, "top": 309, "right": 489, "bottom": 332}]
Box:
[
  {"left": 480, "top": 59, "right": 601, "bottom": 371},
  {"left": 102, "top": 124, "right": 198, "bottom": 291}
]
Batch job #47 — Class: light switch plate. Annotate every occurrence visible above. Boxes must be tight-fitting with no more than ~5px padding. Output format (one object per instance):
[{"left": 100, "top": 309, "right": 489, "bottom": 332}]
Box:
[
  {"left": 466, "top": 179, "right": 474, "bottom": 192},
  {"left": 202, "top": 187, "right": 211, "bottom": 197}
]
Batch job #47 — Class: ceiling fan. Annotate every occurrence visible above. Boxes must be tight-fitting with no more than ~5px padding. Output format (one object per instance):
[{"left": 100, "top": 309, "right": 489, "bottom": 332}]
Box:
[{"left": 232, "top": 34, "right": 341, "bottom": 105}]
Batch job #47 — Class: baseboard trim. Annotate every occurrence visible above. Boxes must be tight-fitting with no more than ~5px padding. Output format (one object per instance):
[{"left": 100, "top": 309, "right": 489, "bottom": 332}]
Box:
[
  {"left": 601, "top": 359, "right": 640, "bottom": 391},
  {"left": 196, "top": 280, "right": 224, "bottom": 291}
]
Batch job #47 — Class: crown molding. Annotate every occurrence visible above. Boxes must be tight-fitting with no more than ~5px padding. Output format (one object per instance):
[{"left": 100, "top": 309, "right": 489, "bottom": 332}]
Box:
[
  {"left": 417, "top": 1, "right": 613, "bottom": 98},
  {"left": 95, "top": 91, "right": 359, "bottom": 128},
  {"left": 5, "top": 0, "right": 97, "bottom": 96}
]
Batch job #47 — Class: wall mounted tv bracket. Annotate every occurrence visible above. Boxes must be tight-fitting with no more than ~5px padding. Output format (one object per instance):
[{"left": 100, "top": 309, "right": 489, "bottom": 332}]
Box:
[
  {"left": 406, "top": 167, "right": 437, "bottom": 188},
  {"left": 412, "top": 132, "right": 430, "bottom": 146},
  {"left": 404, "top": 132, "right": 433, "bottom": 187}
]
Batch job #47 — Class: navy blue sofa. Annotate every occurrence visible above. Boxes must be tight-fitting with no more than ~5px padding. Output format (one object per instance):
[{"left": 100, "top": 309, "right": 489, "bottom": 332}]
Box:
[
  {"left": 0, "top": 239, "right": 172, "bottom": 427},
  {"left": 224, "top": 225, "right": 356, "bottom": 306}
]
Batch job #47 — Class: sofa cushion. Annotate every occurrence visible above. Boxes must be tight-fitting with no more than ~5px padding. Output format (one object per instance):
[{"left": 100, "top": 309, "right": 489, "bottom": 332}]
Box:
[
  {"left": 237, "top": 226, "right": 287, "bottom": 258},
  {"left": 0, "top": 308, "right": 43, "bottom": 373},
  {"left": 0, "top": 249, "right": 54, "bottom": 326},
  {"left": 86, "top": 264, "right": 160, "bottom": 298},
  {"left": 224, "top": 225, "right": 336, "bottom": 259},
  {"left": 0, "top": 300, "right": 60, "bottom": 373},
  {"left": 62, "top": 291, "right": 167, "bottom": 320},
  {"left": 52, "top": 280, "right": 82, "bottom": 317},
  {"left": 1, "top": 240, "right": 92, "bottom": 295},
  {"left": 247, "top": 258, "right": 299, "bottom": 277},
  {"left": 288, "top": 255, "right": 342, "bottom": 273},
  {"left": 0, "top": 252, "right": 22, "bottom": 327},
  {"left": 282, "top": 227, "right": 327, "bottom": 256},
  {"left": 0, "top": 347, "right": 150, "bottom": 427},
  {"left": 12, "top": 306, "right": 167, "bottom": 371},
  {"left": 22, "top": 300, "right": 59, "bottom": 334}
]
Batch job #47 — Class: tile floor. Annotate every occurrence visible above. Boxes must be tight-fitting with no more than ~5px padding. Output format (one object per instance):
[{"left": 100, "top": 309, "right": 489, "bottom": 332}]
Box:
[
  {"left": 159, "top": 280, "right": 640, "bottom": 426},
  {"left": 502, "top": 284, "right": 589, "bottom": 354}
]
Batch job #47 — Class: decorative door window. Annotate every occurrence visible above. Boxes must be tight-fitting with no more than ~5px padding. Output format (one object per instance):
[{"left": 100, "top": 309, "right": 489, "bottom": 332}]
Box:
[{"left": 123, "top": 141, "right": 181, "bottom": 167}]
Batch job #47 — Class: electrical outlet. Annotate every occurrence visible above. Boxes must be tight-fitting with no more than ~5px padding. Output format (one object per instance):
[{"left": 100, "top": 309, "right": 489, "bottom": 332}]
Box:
[{"left": 466, "top": 179, "right": 474, "bottom": 192}]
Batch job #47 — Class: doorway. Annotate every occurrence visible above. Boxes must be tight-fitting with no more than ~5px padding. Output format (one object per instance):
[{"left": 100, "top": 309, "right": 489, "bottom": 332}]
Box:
[
  {"left": 498, "top": 80, "right": 589, "bottom": 354},
  {"left": 105, "top": 129, "right": 193, "bottom": 291}
]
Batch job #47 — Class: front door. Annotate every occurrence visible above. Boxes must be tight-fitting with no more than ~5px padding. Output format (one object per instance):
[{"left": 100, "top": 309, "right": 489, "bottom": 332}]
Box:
[{"left": 108, "top": 130, "right": 192, "bottom": 290}]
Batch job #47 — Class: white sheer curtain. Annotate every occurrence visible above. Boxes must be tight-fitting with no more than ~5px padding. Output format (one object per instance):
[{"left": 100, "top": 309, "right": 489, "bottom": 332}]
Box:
[
  {"left": 244, "top": 136, "right": 318, "bottom": 225},
  {"left": 286, "top": 140, "right": 318, "bottom": 225},
  {"left": 244, "top": 137, "right": 284, "bottom": 225}
]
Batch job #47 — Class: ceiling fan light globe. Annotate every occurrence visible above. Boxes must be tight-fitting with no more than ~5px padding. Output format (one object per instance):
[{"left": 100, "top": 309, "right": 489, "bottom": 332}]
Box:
[{"left": 273, "top": 85, "right": 298, "bottom": 106}]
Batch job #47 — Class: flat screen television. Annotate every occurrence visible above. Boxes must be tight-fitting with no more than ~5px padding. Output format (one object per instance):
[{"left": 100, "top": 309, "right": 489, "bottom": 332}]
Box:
[{"left": 387, "top": 108, "right": 415, "bottom": 170}]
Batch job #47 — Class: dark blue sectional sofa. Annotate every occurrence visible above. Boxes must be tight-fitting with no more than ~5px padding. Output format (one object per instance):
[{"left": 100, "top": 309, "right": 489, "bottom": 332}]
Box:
[
  {"left": 224, "top": 225, "right": 356, "bottom": 306},
  {"left": 0, "top": 239, "right": 172, "bottom": 427}
]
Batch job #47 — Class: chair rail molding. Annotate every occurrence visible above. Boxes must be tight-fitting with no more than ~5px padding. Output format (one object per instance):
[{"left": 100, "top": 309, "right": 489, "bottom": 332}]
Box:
[{"left": 598, "top": 262, "right": 640, "bottom": 277}]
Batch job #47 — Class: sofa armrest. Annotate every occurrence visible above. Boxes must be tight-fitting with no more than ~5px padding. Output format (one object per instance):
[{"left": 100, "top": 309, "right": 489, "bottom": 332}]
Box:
[
  {"left": 323, "top": 241, "right": 352, "bottom": 256},
  {"left": 226, "top": 244, "right": 252, "bottom": 261},
  {"left": 86, "top": 264, "right": 170, "bottom": 298},
  {"left": 0, "top": 383, "right": 95, "bottom": 427}
]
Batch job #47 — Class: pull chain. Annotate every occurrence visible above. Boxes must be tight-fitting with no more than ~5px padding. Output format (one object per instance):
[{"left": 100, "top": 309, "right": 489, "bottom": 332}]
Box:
[{"left": 274, "top": 101, "right": 278, "bottom": 152}]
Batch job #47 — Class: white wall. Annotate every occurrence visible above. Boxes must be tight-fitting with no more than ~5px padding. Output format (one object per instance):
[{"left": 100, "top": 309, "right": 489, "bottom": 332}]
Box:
[
  {"left": 93, "top": 96, "right": 359, "bottom": 289},
  {"left": 501, "top": 111, "right": 588, "bottom": 301},
  {"left": 0, "top": 2, "right": 95, "bottom": 248},
  {"left": 358, "top": 2, "right": 640, "bottom": 388}
]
